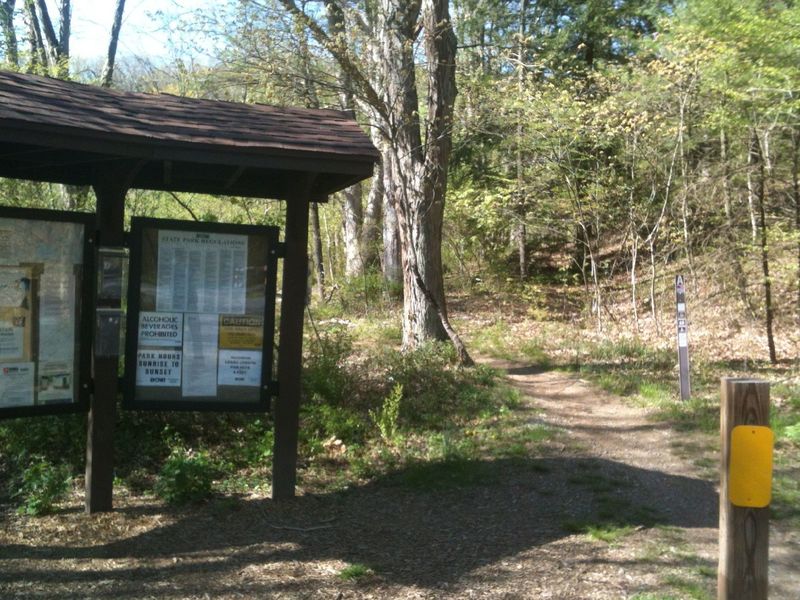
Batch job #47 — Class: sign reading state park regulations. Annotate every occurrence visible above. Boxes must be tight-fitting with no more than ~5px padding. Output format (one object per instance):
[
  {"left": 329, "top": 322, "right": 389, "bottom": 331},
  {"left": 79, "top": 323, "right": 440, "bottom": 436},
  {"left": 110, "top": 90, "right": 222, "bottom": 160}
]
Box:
[
  {"left": 124, "top": 218, "right": 279, "bottom": 411},
  {"left": 0, "top": 208, "right": 93, "bottom": 418}
]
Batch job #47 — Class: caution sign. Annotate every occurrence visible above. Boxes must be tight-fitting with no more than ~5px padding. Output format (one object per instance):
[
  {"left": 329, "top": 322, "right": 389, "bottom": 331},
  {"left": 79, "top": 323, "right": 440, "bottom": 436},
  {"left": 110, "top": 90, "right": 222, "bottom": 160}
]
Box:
[{"left": 219, "top": 315, "right": 263, "bottom": 350}]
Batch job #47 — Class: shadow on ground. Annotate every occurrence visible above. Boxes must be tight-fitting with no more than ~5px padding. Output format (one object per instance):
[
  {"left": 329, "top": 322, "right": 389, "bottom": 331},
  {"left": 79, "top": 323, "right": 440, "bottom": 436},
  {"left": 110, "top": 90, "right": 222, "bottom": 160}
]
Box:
[{"left": 0, "top": 456, "right": 717, "bottom": 598}]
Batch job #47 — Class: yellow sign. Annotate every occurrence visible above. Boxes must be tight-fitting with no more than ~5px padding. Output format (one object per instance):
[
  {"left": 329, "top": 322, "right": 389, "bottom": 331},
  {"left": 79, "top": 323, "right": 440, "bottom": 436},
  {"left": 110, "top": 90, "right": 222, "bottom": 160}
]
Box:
[
  {"left": 219, "top": 315, "right": 263, "bottom": 350},
  {"left": 729, "top": 425, "right": 773, "bottom": 508}
]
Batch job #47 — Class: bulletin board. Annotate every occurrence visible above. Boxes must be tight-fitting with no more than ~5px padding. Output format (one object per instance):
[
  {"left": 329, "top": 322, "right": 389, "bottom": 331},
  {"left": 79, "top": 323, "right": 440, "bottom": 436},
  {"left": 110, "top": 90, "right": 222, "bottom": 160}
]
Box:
[
  {"left": 0, "top": 206, "right": 94, "bottom": 418},
  {"left": 123, "top": 217, "right": 280, "bottom": 411}
]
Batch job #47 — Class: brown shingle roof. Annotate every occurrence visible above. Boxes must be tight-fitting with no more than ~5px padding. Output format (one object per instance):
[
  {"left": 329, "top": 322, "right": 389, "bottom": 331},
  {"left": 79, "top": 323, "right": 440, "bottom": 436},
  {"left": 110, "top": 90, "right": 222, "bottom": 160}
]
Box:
[{"left": 0, "top": 70, "right": 378, "bottom": 199}]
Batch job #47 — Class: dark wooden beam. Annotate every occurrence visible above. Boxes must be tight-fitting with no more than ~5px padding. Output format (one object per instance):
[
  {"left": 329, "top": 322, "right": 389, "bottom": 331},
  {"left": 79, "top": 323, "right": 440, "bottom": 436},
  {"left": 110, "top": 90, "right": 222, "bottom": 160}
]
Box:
[
  {"left": 163, "top": 160, "right": 172, "bottom": 186},
  {"left": 85, "top": 160, "right": 143, "bottom": 514},
  {"left": 225, "top": 165, "right": 246, "bottom": 190},
  {"left": 272, "top": 174, "right": 316, "bottom": 501}
]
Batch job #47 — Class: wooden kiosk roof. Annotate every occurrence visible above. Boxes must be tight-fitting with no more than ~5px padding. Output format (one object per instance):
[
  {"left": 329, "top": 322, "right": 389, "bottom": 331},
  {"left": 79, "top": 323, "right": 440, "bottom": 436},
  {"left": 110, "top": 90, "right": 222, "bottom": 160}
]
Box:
[{"left": 0, "top": 70, "right": 378, "bottom": 200}]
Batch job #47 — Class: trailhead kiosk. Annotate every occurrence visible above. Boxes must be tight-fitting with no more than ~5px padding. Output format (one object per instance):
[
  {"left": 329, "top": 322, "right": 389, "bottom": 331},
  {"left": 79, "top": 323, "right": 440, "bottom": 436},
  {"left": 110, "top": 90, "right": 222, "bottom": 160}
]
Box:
[{"left": 0, "top": 71, "right": 377, "bottom": 512}]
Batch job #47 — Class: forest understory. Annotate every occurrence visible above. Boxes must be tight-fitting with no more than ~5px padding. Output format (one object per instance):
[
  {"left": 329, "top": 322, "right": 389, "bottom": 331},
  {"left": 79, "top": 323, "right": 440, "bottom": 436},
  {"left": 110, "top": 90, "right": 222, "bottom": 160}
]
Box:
[{"left": 1, "top": 264, "right": 798, "bottom": 599}]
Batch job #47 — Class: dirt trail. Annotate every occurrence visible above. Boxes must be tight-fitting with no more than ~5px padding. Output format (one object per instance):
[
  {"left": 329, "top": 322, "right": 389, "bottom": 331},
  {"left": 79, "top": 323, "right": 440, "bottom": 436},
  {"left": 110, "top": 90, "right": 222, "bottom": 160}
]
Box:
[
  {"left": 0, "top": 361, "right": 797, "bottom": 599},
  {"left": 492, "top": 359, "right": 798, "bottom": 599}
]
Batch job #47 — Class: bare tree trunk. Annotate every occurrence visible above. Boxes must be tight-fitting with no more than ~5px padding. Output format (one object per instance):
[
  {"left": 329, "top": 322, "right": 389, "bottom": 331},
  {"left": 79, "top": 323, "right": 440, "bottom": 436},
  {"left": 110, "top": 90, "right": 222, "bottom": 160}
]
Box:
[
  {"left": 648, "top": 236, "right": 659, "bottom": 331},
  {"left": 746, "top": 144, "right": 759, "bottom": 244},
  {"left": 516, "top": 220, "right": 527, "bottom": 280},
  {"left": 279, "top": 0, "right": 468, "bottom": 360},
  {"left": 309, "top": 202, "right": 325, "bottom": 300},
  {"left": 24, "top": 0, "right": 48, "bottom": 70},
  {"left": 0, "top": 0, "right": 18, "bottom": 67},
  {"left": 589, "top": 244, "right": 601, "bottom": 333},
  {"left": 751, "top": 131, "right": 777, "bottom": 364},
  {"left": 514, "top": 0, "right": 528, "bottom": 280},
  {"left": 100, "top": 0, "right": 125, "bottom": 87},
  {"left": 326, "top": 0, "right": 364, "bottom": 279},
  {"left": 322, "top": 207, "right": 337, "bottom": 284},
  {"left": 792, "top": 129, "right": 800, "bottom": 319},
  {"left": 362, "top": 161, "right": 383, "bottom": 270},
  {"left": 341, "top": 185, "right": 364, "bottom": 278},
  {"left": 631, "top": 227, "right": 640, "bottom": 332},
  {"left": 677, "top": 92, "right": 697, "bottom": 287},
  {"left": 721, "top": 127, "right": 756, "bottom": 316},
  {"left": 30, "top": 0, "right": 69, "bottom": 76},
  {"left": 381, "top": 151, "right": 402, "bottom": 289}
]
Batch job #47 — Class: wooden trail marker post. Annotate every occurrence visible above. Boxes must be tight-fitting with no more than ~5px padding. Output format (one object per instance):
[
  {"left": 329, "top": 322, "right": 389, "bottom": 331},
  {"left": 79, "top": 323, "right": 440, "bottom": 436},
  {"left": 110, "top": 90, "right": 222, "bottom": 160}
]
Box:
[
  {"left": 675, "top": 275, "right": 690, "bottom": 400},
  {"left": 718, "top": 378, "right": 771, "bottom": 600}
]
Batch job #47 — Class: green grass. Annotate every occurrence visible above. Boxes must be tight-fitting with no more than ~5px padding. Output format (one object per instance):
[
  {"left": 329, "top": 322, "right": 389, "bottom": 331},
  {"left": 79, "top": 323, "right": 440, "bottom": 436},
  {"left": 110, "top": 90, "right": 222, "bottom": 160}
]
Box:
[
  {"left": 520, "top": 340, "right": 551, "bottom": 366},
  {"left": 337, "top": 563, "right": 373, "bottom": 581},
  {"left": 561, "top": 518, "right": 635, "bottom": 543},
  {"left": 771, "top": 465, "right": 800, "bottom": 525},
  {"left": 663, "top": 574, "right": 713, "bottom": 600},
  {"left": 468, "top": 321, "right": 517, "bottom": 359}
]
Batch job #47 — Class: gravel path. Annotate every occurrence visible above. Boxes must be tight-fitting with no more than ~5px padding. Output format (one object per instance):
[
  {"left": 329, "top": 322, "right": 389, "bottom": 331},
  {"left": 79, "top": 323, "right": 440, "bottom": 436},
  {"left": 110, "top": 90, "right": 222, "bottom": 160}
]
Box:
[{"left": 0, "top": 360, "right": 796, "bottom": 599}]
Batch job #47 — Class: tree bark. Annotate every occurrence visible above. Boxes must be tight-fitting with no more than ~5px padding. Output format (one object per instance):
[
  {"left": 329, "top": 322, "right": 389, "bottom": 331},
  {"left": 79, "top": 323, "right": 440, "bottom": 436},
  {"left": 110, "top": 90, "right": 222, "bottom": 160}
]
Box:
[
  {"left": 792, "top": 129, "right": 800, "bottom": 319},
  {"left": 279, "top": 0, "right": 469, "bottom": 361},
  {"left": 751, "top": 131, "right": 777, "bottom": 364},
  {"left": 310, "top": 202, "right": 325, "bottom": 300},
  {"left": 0, "top": 0, "right": 18, "bottom": 67},
  {"left": 362, "top": 160, "right": 383, "bottom": 271},
  {"left": 514, "top": 0, "right": 528, "bottom": 280},
  {"left": 381, "top": 148, "right": 402, "bottom": 289},
  {"left": 24, "top": 0, "right": 47, "bottom": 70},
  {"left": 721, "top": 127, "right": 755, "bottom": 316},
  {"left": 100, "top": 0, "right": 125, "bottom": 88},
  {"left": 325, "top": 0, "right": 364, "bottom": 279},
  {"left": 341, "top": 185, "right": 364, "bottom": 278}
]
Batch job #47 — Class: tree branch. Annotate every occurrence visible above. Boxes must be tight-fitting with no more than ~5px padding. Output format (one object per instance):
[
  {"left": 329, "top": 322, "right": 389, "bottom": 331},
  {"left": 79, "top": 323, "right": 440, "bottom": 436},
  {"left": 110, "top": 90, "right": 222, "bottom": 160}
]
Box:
[
  {"left": 168, "top": 192, "right": 200, "bottom": 221},
  {"left": 276, "top": 0, "right": 388, "bottom": 121}
]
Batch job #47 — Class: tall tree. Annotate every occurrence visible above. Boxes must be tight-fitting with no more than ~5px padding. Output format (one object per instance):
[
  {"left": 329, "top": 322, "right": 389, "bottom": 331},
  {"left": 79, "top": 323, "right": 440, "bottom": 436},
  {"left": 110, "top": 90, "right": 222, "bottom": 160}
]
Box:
[
  {"left": 24, "top": 0, "right": 70, "bottom": 76},
  {"left": 0, "top": 0, "right": 18, "bottom": 67},
  {"left": 279, "top": 0, "right": 471, "bottom": 360},
  {"left": 324, "top": 0, "right": 364, "bottom": 280},
  {"left": 100, "top": 0, "right": 126, "bottom": 88}
]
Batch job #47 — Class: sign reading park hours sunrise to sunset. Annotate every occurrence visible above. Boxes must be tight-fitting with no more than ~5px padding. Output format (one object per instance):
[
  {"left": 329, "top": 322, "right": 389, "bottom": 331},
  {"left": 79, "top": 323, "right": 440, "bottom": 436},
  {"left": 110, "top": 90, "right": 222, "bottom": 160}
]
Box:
[{"left": 123, "top": 218, "right": 280, "bottom": 412}]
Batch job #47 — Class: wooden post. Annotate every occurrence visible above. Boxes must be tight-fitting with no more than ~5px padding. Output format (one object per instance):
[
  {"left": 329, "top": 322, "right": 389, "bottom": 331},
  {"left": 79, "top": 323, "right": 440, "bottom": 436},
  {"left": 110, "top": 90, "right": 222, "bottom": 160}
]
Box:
[
  {"left": 85, "top": 162, "right": 140, "bottom": 514},
  {"left": 719, "top": 378, "right": 770, "bottom": 600},
  {"left": 272, "top": 177, "right": 315, "bottom": 500}
]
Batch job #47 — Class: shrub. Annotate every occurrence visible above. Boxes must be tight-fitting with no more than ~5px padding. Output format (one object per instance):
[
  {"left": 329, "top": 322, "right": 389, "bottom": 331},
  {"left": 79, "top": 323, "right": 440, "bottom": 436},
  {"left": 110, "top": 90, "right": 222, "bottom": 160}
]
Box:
[
  {"left": 14, "top": 457, "right": 71, "bottom": 516},
  {"left": 382, "top": 342, "right": 505, "bottom": 428},
  {"left": 301, "top": 403, "right": 365, "bottom": 446},
  {"left": 302, "top": 326, "right": 356, "bottom": 407},
  {"left": 154, "top": 448, "right": 215, "bottom": 505},
  {"left": 370, "top": 383, "right": 403, "bottom": 443}
]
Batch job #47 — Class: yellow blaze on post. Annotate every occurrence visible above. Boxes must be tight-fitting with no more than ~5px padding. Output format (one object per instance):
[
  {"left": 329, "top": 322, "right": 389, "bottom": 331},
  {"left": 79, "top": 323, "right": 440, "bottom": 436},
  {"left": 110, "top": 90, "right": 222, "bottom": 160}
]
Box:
[{"left": 729, "top": 425, "right": 774, "bottom": 508}]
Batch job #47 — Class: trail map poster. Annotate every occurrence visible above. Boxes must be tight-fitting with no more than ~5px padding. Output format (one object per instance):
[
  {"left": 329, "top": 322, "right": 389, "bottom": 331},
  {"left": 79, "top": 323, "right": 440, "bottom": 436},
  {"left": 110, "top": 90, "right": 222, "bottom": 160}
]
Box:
[
  {"left": 0, "top": 209, "right": 92, "bottom": 418},
  {"left": 125, "top": 219, "right": 278, "bottom": 411}
]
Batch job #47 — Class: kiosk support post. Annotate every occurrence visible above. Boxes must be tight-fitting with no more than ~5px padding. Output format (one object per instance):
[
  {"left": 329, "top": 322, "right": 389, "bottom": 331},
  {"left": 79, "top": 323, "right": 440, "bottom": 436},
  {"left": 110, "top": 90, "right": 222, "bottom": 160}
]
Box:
[
  {"left": 273, "top": 176, "right": 315, "bottom": 500},
  {"left": 85, "top": 163, "right": 139, "bottom": 514}
]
